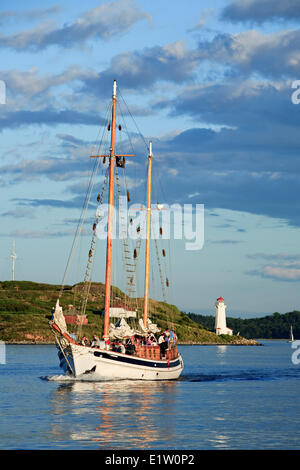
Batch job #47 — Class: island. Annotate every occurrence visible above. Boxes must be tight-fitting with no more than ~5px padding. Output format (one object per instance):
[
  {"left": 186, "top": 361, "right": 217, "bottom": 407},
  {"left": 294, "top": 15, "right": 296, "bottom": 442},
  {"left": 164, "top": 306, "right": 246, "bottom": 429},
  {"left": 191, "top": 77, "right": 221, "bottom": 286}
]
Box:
[{"left": 0, "top": 281, "right": 259, "bottom": 345}]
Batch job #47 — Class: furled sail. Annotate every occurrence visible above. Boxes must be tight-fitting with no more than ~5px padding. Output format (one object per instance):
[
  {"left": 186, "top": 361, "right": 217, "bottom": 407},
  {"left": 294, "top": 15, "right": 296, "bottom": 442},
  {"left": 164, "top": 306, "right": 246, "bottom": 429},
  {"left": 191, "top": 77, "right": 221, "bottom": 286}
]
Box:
[
  {"left": 138, "top": 318, "right": 161, "bottom": 334},
  {"left": 52, "top": 299, "right": 67, "bottom": 334},
  {"left": 109, "top": 317, "right": 135, "bottom": 339},
  {"left": 147, "top": 318, "right": 161, "bottom": 334}
]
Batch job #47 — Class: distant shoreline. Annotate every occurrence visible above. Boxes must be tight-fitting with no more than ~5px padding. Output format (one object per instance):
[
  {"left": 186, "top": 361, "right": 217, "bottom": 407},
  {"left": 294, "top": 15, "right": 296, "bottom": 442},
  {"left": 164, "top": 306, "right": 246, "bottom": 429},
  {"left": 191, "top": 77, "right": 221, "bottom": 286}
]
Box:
[{"left": 0, "top": 280, "right": 283, "bottom": 345}]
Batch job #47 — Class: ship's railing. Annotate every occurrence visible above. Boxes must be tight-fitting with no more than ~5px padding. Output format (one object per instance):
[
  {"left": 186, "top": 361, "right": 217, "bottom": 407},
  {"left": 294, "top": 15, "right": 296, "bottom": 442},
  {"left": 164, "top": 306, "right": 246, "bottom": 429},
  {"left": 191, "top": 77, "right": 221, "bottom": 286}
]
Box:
[
  {"left": 135, "top": 345, "right": 161, "bottom": 360},
  {"left": 166, "top": 346, "right": 178, "bottom": 361},
  {"left": 135, "top": 344, "right": 178, "bottom": 361}
]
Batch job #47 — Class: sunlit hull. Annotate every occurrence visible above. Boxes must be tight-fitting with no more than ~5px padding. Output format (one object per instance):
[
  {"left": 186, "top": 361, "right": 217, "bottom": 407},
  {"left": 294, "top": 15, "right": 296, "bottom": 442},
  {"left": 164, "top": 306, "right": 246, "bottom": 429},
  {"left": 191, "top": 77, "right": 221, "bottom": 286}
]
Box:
[{"left": 58, "top": 342, "right": 184, "bottom": 380}]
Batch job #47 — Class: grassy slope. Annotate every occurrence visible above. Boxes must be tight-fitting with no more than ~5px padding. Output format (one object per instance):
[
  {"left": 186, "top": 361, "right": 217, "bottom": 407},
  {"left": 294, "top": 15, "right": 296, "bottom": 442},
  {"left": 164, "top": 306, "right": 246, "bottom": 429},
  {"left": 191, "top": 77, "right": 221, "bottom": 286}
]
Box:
[{"left": 0, "top": 281, "right": 257, "bottom": 344}]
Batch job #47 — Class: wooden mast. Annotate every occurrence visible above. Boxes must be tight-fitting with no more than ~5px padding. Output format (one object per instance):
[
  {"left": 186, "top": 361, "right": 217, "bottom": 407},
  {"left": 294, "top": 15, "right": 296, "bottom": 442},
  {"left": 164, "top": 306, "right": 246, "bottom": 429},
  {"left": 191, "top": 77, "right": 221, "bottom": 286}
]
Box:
[
  {"left": 143, "top": 141, "right": 152, "bottom": 328},
  {"left": 103, "top": 80, "right": 117, "bottom": 341}
]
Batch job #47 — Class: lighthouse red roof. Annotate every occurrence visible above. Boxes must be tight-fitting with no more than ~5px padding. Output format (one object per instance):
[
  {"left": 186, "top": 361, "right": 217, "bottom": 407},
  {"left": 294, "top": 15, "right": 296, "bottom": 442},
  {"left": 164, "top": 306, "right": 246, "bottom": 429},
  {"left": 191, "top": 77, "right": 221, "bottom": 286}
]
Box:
[{"left": 217, "top": 296, "right": 224, "bottom": 301}]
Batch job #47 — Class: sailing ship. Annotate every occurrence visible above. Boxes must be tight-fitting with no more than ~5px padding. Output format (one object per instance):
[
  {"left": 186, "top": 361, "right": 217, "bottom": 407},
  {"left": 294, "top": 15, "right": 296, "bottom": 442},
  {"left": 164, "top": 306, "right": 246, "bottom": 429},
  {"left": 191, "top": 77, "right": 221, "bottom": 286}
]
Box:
[
  {"left": 287, "top": 325, "right": 294, "bottom": 343},
  {"left": 49, "top": 80, "right": 184, "bottom": 380}
]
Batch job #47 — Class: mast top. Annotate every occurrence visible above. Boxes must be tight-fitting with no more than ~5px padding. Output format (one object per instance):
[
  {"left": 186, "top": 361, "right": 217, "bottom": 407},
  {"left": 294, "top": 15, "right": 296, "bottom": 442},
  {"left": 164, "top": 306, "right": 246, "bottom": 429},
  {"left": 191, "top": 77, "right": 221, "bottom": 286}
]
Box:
[
  {"left": 113, "top": 80, "right": 117, "bottom": 98},
  {"left": 149, "top": 140, "right": 152, "bottom": 157}
]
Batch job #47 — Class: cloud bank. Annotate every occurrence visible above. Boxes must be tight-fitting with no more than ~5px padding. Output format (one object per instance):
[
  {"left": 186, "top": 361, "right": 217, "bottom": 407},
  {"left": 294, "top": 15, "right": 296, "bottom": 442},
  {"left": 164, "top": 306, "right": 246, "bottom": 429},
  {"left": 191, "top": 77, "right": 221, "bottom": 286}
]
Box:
[{"left": 0, "top": 0, "right": 149, "bottom": 51}]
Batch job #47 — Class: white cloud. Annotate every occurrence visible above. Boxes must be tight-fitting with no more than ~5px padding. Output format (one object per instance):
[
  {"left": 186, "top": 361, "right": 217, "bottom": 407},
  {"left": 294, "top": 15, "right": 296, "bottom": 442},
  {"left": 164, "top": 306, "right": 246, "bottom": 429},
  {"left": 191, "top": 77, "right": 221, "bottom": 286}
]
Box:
[
  {"left": 0, "top": 0, "right": 150, "bottom": 51},
  {"left": 1, "top": 65, "right": 91, "bottom": 97},
  {"left": 196, "top": 29, "right": 300, "bottom": 78},
  {"left": 260, "top": 265, "right": 300, "bottom": 281}
]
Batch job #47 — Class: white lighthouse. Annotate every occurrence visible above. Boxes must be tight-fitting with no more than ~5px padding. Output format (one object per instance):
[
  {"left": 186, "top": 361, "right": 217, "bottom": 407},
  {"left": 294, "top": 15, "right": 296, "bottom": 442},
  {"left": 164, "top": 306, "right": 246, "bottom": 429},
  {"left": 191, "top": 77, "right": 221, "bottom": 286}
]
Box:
[{"left": 215, "top": 296, "right": 233, "bottom": 336}]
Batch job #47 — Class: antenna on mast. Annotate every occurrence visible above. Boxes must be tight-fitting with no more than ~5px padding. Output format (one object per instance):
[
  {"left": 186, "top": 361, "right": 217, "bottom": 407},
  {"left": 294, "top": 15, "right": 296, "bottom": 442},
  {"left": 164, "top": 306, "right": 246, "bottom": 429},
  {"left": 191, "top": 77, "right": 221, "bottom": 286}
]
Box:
[{"left": 11, "top": 240, "right": 17, "bottom": 281}]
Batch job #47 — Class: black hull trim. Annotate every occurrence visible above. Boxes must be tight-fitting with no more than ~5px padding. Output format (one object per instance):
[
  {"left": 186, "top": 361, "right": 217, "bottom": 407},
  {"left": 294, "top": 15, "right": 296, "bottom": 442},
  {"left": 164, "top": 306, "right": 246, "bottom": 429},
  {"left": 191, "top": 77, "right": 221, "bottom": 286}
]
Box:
[{"left": 93, "top": 350, "right": 181, "bottom": 369}]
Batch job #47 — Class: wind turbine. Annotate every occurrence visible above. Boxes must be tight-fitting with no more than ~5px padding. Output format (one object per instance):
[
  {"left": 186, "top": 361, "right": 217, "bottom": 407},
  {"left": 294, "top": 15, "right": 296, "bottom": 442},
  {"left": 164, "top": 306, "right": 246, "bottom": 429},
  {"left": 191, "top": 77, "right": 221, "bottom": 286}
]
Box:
[{"left": 11, "top": 240, "right": 17, "bottom": 281}]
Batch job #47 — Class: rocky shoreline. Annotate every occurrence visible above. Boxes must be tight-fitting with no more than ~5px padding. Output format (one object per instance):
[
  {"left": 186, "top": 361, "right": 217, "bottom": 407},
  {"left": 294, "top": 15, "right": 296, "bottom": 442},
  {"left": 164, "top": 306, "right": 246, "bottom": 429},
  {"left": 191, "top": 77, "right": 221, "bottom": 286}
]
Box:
[{"left": 4, "top": 339, "right": 261, "bottom": 346}]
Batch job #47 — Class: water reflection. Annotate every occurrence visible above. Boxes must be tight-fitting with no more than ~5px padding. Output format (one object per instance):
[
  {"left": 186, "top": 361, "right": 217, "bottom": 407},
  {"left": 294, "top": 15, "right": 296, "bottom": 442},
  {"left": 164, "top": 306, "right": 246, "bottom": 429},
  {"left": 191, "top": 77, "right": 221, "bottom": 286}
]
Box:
[
  {"left": 216, "top": 345, "right": 227, "bottom": 354},
  {"left": 49, "top": 380, "right": 177, "bottom": 449},
  {"left": 216, "top": 345, "right": 227, "bottom": 366},
  {"left": 208, "top": 432, "right": 230, "bottom": 449}
]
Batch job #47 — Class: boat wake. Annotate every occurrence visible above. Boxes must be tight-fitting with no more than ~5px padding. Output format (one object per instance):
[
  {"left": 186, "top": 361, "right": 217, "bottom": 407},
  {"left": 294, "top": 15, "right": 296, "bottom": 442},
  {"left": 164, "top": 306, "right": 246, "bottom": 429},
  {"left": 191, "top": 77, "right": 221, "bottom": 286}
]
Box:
[
  {"left": 41, "top": 373, "right": 124, "bottom": 383},
  {"left": 41, "top": 368, "right": 299, "bottom": 384},
  {"left": 181, "top": 368, "right": 300, "bottom": 383}
]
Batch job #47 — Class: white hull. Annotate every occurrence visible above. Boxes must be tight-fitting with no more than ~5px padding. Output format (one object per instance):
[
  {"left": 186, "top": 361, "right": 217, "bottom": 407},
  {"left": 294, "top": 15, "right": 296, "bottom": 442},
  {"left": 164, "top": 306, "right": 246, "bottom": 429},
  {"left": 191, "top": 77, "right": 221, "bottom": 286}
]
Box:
[
  {"left": 58, "top": 344, "right": 183, "bottom": 380},
  {"left": 58, "top": 342, "right": 183, "bottom": 380}
]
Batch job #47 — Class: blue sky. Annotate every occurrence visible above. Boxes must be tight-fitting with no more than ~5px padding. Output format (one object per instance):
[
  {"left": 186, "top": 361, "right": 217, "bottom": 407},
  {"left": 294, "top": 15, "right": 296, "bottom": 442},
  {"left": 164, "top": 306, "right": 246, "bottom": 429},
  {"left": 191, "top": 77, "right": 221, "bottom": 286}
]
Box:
[{"left": 1, "top": 0, "right": 300, "bottom": 318}]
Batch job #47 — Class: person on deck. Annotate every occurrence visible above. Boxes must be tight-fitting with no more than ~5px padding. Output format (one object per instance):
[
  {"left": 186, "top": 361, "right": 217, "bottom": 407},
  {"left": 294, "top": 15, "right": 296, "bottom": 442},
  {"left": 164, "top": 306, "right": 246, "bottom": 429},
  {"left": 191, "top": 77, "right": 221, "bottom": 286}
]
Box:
[
  {"left": 164, "top": 328, "right": 170, "bottom": 338},
  {"left": 91, "top": 335, "right": 101, "bottom": 348},
  {"left": 125, "top": 338, "right": 136, "bottom": 355},
  {"left": 81, "top": 336, "right": 90, "bottom": 346},
  {"left": 150, "top": 334, "right": 157, "bottom": 345},
  {"left": 147, "top": 335, "right": 153, "bottom": 345},
  {"left": 169, "top": 330, "right": 177, "bottom": 347},
  {"left": 158, "top": 333, "right": 168, "bottom": 358},
  {"left": 164, "top": 332, "right": 170, "bottom": 350}
]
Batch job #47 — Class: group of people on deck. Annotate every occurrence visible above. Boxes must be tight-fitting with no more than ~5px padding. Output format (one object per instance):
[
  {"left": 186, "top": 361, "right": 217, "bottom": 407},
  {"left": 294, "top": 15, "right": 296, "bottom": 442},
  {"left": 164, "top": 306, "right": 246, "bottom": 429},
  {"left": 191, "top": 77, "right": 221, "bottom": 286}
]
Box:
[
  {"left": 158, "top": 328, "right": 177, "bottom": 357},
  {"left": 80, "top": 327, "right": 177, "bottom": 358}
]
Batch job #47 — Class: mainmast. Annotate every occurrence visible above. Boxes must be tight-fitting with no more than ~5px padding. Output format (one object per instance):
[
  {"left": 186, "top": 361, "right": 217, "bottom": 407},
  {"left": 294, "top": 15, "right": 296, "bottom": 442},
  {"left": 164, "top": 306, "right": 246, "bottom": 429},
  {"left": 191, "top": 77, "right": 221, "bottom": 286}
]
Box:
[
  {"left": 89, "top": 80, "right": 135, "bottom": 341},
  {"left": 143, "top": 141, "right": 152, "bottom": 328},
  {"left": 103, "top": 80, "right": 117, "bottom": 341}
]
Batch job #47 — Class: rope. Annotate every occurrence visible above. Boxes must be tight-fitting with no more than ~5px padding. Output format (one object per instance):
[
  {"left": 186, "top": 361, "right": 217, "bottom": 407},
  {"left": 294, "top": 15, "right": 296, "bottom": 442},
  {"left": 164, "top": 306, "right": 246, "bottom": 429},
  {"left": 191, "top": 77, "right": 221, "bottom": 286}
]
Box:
[
  {"left": 59, "top": 103, "right": 111, "bottom": 299},
  {"left": 118, "top": 88, "right": 149, "bottom": 157}
]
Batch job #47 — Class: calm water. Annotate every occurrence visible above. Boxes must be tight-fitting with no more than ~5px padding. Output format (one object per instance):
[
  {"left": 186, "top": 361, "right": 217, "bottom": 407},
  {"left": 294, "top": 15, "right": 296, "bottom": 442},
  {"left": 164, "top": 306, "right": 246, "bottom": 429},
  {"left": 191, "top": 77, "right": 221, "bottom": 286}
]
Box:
[{"left": 0, "top": 341, "right": 299, "bottom": 450}]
